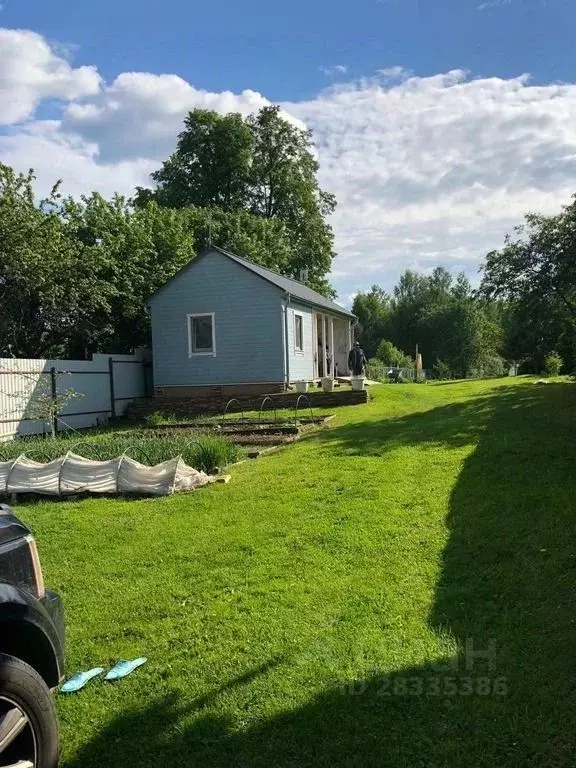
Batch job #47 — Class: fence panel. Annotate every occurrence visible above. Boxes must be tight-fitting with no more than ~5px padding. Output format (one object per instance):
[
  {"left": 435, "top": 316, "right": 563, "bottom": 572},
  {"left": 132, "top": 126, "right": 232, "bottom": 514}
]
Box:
[{"left": 0, "top": 350, "right": 150, "bottom": 440}]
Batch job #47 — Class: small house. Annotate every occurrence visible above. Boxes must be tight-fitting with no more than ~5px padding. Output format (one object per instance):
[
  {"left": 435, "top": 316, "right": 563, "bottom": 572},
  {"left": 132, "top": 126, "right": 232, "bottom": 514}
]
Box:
[{"left": 148, "top": 246, "right": 356, "bottom": 399}]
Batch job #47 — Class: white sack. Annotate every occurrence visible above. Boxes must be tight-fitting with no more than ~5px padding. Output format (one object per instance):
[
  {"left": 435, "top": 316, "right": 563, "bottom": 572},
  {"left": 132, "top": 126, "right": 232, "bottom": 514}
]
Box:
[
  {"left": 0, "top": 452, "right": 215, "bottom": 496},
  {"left": 118, "top": 455, "right": 179, "bottom": 496},
  {"left": 4, "top": 455, "right": 65, "bottom": 495},
  {"left": 60, "top": 453, "right": 122, "bottom": 494}
]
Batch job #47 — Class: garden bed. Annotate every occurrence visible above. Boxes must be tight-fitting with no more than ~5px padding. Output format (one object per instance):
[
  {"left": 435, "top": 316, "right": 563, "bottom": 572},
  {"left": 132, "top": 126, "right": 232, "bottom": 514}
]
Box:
[
  {"left": 146, "top": 414, "right": 333, "bottom": 447},
  {"left": 0, "top": 431, "right": 241, "bottom": 474}
]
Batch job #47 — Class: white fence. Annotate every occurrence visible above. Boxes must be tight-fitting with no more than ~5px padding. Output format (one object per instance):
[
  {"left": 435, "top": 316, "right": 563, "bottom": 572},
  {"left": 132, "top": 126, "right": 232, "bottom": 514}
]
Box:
[{"left": 0, "top": 350, "right": 151, "bottom": 441}]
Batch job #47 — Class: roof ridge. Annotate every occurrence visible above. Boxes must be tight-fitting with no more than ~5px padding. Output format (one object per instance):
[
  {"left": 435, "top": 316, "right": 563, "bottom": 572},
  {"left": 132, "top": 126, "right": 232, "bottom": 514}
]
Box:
[{"left": 210, "top": 245, "right": 308, "bottom": 286}]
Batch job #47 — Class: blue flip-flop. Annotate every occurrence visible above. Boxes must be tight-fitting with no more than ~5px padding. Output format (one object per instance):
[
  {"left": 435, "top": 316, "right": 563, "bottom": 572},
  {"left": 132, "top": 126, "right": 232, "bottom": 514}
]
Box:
[
  {"left": 60, "top": 667, "right": 104, "bottom": 693},
  {"left": 104, "top": 657, "right": 147, "bottom": 681}
]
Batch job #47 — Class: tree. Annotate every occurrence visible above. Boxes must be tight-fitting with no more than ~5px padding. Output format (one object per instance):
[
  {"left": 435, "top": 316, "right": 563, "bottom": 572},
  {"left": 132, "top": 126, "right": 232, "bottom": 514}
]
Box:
[
  {"left": 352, "top": 286, "right": 390, "bottom": 358},
  {"left": 482, "top": 201, "right": 576, "bottom": 320},
  {"left": 136, "top": 105, "right": 336, "bottom": 294},
  {"left": 433, "top": 359, "right": 451, "bottom": 380},
  {"left": 7, "top": 365, "right": 83, "bottom": 438},
  {"left": 388, "top": 270, "right": 431, "bottom": 356},
  {"left": 481, "top": 198, "right": 576, "bottom": 372},
  {"left": 0, "top": 164, "right": 77, "bottom": 357},
  {"left": 502, "top": 297, "right": 574, "bottom": 373},
  {"left": 544, "top": 351, "right": 563, "bottom": 376},
  {"left": 143, "top": 110, "right": 253, "bottom": 211},
  {"left": 54, "top": 193, "right": 197, "bottom": 356},
  {"left": 351, "top": 268, "right": 504, "bottom": 378},
  {"left": 376, "top": 339, "right": 411, "bottom": 368}
]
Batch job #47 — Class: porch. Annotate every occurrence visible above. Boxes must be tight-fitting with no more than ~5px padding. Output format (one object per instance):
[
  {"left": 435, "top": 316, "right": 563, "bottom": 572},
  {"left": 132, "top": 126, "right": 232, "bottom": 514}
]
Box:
[{"left": 313, "top": 312, "right": 353, "bottom": 379}]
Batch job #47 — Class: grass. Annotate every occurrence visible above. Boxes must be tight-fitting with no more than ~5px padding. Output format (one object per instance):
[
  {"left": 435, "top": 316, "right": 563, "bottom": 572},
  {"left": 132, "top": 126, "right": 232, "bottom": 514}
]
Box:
[
  {"left": 0, "top": 431, "right": 241, "bottom": 473},
  {"left": 13, "top": 376, "right": 576, "bottom": 767}
]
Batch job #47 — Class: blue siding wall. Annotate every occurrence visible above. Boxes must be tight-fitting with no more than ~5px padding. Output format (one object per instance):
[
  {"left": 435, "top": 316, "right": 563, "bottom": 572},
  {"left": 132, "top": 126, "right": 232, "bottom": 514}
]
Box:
[
  {"left": 150, "top": 251, "right": 285, "bottom": 387},
  {"left": 286, "top": 302, "right": 315, "bottom": 382}
]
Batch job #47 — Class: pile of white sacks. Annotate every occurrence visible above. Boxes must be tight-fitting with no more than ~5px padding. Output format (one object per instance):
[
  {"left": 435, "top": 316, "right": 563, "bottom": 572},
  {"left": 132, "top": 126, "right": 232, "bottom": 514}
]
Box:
[{"left": 0, "top": 453, "right": 215, "bottom": 496}]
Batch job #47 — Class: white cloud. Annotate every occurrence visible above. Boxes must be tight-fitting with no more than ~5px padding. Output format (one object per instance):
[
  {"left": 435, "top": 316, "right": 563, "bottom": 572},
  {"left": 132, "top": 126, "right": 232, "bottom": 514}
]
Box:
[
  {"left": 376, "top": 66, "right": 410, "bottom": 79},
  {"left": 61, "top": 73, "right": 277, "bottom": 162},
  {"left": 3, "top": 28, "right": 576, "bottom": 299},
  {"left": 477, "top": 0, "right": 512, "bottom": 10},
  {"left": 59, "top": 71, "right": 307, "bottom": 163},
  {"left": 289, "top": 70, "right": 576, "bottom": 292},
  {"left": 0, "top": 28, "right": 101, "bottom": 125},
  {"left": 319, "top": 64, "right": 348, "bottom": 77},
  {"left": 0, "top": 122, "right": 154, "bottom": 199}
]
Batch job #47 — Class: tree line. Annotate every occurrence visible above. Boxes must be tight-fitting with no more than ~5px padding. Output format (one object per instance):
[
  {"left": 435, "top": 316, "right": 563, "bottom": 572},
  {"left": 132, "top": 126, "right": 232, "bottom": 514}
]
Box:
[
  {"left": 1, "top": 102, "right": 575, "bottom": 374},
  {"left": 353, "top": 269, "right": 504, "bottom": 379},
  {"left": 353, "top": 199, "right": 576, "bottom": 378}
]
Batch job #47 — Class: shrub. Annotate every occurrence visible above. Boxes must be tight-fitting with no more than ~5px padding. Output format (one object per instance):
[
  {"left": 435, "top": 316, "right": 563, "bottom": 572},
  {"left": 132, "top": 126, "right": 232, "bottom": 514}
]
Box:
[
  {"left": 468, "top": 356, "right": 507, "bottom": 379},
  {"left": 483, "top": 356, "right": 507, "bottom": 378},
  {"left": 145, "top": 411, "right": 178, "bottom": 426},
  {"left": 186, "top": 434, "right": 241, "bottom": 473},
  {"left": 544, "top": 351, "right": 563, "bottom": 376},
  {"left": 365, "top": 359, "right": 387, "bottom": 382},
  {"left": 433, "top": 359, "right": 451, "bottom": 380},
  {"left": 376, "top": 339, "right": 412, "bottom": 368}
]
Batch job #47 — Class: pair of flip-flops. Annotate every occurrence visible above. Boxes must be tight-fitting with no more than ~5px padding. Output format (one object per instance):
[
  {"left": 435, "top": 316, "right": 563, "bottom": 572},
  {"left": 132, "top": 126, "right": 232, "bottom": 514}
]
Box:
[{"left": 60, "top": 657, "right": 147, "bottom": 693}]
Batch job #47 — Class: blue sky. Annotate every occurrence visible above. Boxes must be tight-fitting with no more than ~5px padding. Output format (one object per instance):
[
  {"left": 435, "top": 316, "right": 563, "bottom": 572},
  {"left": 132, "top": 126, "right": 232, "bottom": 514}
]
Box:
[
  {"left": 7, "top": 0, "right": 574, "bottom": 97},
  {"left": 1, "top": 0, "right": 576, "bottom": 301}
]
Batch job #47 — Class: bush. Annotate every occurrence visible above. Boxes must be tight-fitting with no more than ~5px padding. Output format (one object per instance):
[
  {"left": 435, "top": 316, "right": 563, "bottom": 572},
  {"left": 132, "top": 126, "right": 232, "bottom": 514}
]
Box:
[
  {"left": 484, "top": 356, "right": 507, "bottom": 377},
  {"left": 365, "top": 359, "right": 387, "bottom": 382},
  {"left": 433, "top": 359, "right": 451, "bottom": 380},
  {"left": 188, "top": 434, "right": 242, "bottom": 473},
  {"left": 376, "top": 339, "right": 412, "bottom": 369},
  {"left": 144, "top": 411, "right": 178, "bottom": 426},
  {"left": 544, "top": 351, "right": 563, "bottom": 376},
  {"left": 468, "top": 356, "right": 507, "bottom": 379}
]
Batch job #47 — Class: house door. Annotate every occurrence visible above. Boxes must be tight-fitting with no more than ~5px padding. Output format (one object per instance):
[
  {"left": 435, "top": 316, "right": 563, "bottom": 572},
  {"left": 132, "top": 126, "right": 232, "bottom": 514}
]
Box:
[{"left": 314, "top": 313, "right": 335, "bottom": 378}]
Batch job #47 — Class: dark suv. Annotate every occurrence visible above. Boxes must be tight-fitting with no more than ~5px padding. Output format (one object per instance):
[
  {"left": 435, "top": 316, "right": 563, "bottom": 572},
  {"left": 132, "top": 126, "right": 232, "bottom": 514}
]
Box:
[{"left": 0, "top": 503, "right": 65, "bottom": 768}]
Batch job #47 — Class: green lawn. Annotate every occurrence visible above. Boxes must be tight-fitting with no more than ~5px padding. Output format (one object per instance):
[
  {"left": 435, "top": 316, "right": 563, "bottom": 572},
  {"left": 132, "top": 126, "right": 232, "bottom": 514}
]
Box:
[{"left": 16, "top": 376, "right": 576, "bottom": 767}]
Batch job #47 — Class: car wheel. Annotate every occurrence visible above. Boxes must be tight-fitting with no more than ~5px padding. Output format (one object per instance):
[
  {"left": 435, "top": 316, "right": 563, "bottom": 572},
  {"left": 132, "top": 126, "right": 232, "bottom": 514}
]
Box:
[{"left": 0, "top": 653, "right": 59, "bottom": 768}]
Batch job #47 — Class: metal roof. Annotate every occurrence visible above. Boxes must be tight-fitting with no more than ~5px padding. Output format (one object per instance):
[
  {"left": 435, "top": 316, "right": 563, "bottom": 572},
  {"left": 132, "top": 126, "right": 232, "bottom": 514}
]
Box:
[{"left": 211, "top": 246, "right": 355, "bottom": 318}]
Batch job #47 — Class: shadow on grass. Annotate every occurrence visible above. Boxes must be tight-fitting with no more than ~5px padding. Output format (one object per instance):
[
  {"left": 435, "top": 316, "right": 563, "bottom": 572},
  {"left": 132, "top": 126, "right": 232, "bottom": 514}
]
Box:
[
  {"left": 65, "top": 382, "right": 576, "bottom": 768},
  {"left": 306, "top": 382, "right": 569, "bottom": 456}
]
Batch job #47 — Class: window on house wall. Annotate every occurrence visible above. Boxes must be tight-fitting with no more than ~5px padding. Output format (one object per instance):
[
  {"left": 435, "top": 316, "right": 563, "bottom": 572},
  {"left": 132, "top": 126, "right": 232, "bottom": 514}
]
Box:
[
  {"left": 294, "top": 313, "right": 304, "bottom": 352},
  {"left": 187, "top": 313, "right": 216, "bottom": 356}
]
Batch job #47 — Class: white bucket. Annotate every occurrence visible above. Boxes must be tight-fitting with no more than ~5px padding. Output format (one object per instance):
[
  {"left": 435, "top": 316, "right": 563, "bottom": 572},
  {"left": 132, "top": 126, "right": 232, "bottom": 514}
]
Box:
[
  {"left": 295, "top": 380, "right": 309, "bottom": 393},
  {"left": 351, "top": 377, "right": 365, "bottom": 391},
  {"left": 321, "top": 377, "right": 334, "bottom": 393}
]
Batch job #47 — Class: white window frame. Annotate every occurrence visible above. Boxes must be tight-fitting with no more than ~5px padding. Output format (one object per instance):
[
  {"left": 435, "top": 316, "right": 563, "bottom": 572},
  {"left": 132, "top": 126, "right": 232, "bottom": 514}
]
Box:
[
  {"left": 294, "top": 313, "right": 304, "bottom": 354},
  {"left": 187, "top": 313, "right": 216, "bottom": 357}
]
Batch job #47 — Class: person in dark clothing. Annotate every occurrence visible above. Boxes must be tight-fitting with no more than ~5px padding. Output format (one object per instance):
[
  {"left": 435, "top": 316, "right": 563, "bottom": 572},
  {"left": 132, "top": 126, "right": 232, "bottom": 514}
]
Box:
[{"left": 348, "top": 341, "right": 367, "bottom": 376}]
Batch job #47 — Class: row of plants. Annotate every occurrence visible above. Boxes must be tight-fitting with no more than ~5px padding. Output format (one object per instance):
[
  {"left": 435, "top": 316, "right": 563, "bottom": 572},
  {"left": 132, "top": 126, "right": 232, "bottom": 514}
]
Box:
[{"left": 0, "top": 431, "right": 241, "bottom": 474}]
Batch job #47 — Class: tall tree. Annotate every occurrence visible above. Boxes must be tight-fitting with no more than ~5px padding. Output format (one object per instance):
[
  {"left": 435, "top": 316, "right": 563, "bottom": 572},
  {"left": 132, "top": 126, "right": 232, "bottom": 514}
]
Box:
[
  {"left": 481, "top": 198, "right": 576, "bottom": 371},
  {"left": 482, "top": 201, "right": 576, "bottom": 321},
  {"left": 142, "top": 110, "right": 253, "bottom": 211},
  {"left": 0, "top": 164, "right": 76, "bottom": 357},
  {"left": 352, "top": 286, "right": 390, "bottom": 358},
  {"left": 135, "top": 105, "right": 336, "bottom": 294}
]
